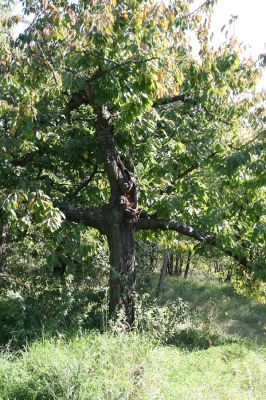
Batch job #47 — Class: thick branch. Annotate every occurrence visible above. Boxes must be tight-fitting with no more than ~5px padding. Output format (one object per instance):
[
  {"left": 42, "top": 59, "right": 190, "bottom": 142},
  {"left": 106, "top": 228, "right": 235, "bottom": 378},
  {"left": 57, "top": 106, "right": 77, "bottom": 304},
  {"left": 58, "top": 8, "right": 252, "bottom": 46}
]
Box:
[
  {"left": 153, "top": 95, "right": 187, "bottom": 108},
  {"left": 66, "top": 57, "right": 158, "bottom": 116},
  {"left": 153, "top": 95, "right": 232, "bottom": 126},
  {"left": 61, "top": 205, "right": 105, "bottom": 233},
  {"left": 136, "top": 216, "right": 249, "bottom": 268},
  {"left": 136, "top": 217, "right": 214, "bottom": 242},
  {"left": 95, "top": 106, "right": 137, "bottom": 204}
]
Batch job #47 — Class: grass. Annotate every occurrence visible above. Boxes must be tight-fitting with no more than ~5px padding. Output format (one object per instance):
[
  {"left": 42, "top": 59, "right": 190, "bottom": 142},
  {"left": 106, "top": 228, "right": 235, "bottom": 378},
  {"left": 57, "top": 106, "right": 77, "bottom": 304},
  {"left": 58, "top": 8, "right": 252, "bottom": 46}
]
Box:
[
  {"left": 0, "top": 276, "right": 265, "bottom": 399},
  {"left": 157, "top": 276, "right": 266, "bottom": 344},
  {"left": 0, "top": 333, "right": 265, "bottom": 400}
]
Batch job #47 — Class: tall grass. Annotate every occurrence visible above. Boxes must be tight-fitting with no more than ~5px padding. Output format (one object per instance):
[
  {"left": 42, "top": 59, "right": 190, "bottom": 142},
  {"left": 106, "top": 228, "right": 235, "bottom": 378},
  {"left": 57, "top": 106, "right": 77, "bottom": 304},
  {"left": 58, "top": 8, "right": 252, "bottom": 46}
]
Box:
[
  {"left": 157, "top": 276, "right": 266, "bottom": 344},
  {"left": 0, "top": 277, "right": 265, "bottom": 399},
  {"left": 0, "top": 333, "right": 265, "bottom": 399}
]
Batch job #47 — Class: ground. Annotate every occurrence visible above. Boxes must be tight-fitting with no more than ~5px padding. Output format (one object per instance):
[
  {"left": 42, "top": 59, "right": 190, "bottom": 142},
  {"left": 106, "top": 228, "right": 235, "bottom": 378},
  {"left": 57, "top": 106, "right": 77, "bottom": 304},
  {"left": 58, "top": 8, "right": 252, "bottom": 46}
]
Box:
[{"left": 0, "top": 277, "right": 265, "bottom": 400}]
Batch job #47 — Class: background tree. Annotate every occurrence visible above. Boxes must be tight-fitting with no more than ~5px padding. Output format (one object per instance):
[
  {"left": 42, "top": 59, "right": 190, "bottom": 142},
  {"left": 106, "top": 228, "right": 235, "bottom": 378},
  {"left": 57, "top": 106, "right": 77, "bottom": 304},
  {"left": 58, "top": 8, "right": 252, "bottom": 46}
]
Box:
[{"left": 0, "top": 0, "right": 265, "bottom": 324}]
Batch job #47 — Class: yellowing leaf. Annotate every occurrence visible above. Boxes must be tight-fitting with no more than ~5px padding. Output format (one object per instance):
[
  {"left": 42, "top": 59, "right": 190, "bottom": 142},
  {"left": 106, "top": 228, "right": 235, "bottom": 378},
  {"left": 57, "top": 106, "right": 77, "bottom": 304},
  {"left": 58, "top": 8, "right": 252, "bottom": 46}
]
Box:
[
  {"left": 98, "top": 179, "right": 106, "bottom": 189},
  {"left": 158, "top": 86, "right": 165, "bottom": 98},
  {"left": 195, "top": 15, "right": 203, "bottom": 24},
  {"left": 143, "top": 6, "right": 149, "bottom": 17},
  {"left": 160, "top": 17, "right": 168, "bottom": 31},
  {"left": 83, "top": 38, "right": 90, "bottom": 46},
  {"left": 135, "top": 14, "right": 143, "bottom": 27},
  {"left": 120, "top": 12, "right": 128, "bottom": 20},
  {"left": 109, "top": 13, "right": 115, "bottom": 25},
  {"left": 174, "top": 83, "right": 180, "bottom": 94},
  {"left": 83, "top": 152, "right": 89, "bottom": 160},
  {"left": 48, "top": 3, "right": 59, "bottom": 12},
  {"left": 169, "top": 11, "right": 175, "bottom": 23},
  {"left": 156, "top": 70, "right": 164, "bottom": 83}
]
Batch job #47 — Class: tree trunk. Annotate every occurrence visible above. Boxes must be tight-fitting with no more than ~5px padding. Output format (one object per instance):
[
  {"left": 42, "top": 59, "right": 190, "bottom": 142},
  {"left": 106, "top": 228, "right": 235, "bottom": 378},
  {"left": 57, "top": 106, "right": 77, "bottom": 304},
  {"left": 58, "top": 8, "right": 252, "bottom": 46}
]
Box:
[
  {"left": 149, "top": 241, "right": 156, "bottom": 271},
  {"left": 0, "top": 219, "right": 9, "bottom": 273},
  {"left": 177, "top": 254, "right": 183, "bottom": 276},
  {"left": 174, "top": 253, "right": 179, "bottom": 275},
  {"left": 168, "top": 251, "right": 174, "bottom": 275},
  {"left": 224, "top": 268, "right": 232, "bottom": 282},
  {"left": 53, "top": 261, "right": 67, "bottom": 279},
  {"left": 184, "top": 250, "right": 192, "bottom": 278},
  {"left": 107, "top": 219, "right": 136, "bottom": 327},
  {"left": 157, "top": 251, "right": 169, "bottom": 297},
  {"left": 214, "top": 260, "right": 220, "bottom": 273}
]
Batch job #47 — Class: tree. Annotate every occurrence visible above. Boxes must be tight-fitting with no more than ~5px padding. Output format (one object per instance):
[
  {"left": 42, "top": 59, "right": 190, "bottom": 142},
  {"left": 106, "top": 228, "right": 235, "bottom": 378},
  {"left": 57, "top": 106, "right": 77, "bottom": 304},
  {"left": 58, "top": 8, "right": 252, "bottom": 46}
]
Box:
[
  {"left": 184, "top": 249, "right": 192, "bottom": 278},
  {"left": 0, "top": 0, "right": 17, "bottom": 273},
  {"left": 0, "top": 0, "right": 265, "bottom": 325}
]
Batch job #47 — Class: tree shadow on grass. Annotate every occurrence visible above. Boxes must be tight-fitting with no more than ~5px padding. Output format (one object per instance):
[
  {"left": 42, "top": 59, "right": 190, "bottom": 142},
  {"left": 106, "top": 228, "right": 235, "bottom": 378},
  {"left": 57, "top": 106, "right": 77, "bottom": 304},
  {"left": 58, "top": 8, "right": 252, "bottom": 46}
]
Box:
[
  {"left": 0, "top": 285, "right": 105, "bottom": 350},
  {"left": 166, "top": 327, "right": 237, "bottom": 351},
  {"left": 1, "top": 275, "right": 265, "bottom": 352},
  {"left": 159, "top": 276, "right": 266, "bottom": 346}
]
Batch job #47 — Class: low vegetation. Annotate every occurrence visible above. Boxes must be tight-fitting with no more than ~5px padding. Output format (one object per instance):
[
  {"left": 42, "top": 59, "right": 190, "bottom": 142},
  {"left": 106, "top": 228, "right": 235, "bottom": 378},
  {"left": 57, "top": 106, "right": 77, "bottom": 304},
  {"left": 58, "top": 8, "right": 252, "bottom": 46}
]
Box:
[{"left": 0, "top": 276, "right": 265, "bottom": 400}]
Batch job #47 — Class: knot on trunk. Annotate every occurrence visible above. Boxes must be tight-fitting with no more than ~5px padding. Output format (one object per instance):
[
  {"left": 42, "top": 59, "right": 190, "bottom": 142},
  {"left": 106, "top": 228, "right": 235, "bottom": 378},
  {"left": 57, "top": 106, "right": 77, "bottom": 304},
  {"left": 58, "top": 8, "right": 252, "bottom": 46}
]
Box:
[{"left": 117, "top": 158, "right": 138, "bottom": 197}]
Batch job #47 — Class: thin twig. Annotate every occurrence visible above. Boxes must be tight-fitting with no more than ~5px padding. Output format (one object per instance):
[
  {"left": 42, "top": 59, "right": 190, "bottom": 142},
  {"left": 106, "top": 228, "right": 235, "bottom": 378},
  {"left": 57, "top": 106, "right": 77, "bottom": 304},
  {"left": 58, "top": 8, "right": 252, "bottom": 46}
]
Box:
[
  {"left": 36, "top": 42, "right": 60, "bottom": 86},
  {"left": 186, "top": 0, "right": 210, "bottom": 17},
  {"left": 67, "top": 164, "right": 98, "bottom": 199}
]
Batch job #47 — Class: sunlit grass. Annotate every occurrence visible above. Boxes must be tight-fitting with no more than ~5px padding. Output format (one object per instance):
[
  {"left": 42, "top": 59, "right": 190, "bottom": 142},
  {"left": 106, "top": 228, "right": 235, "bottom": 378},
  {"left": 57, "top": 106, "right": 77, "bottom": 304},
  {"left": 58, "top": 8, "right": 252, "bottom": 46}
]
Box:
[
  {"left": 158, "top": 276, "right": 266, "bottom": 344},
  {"left": 0, "top": 277, "right": 265, "bottom": 399},
  {"left": 0, "top": 333, "right": 265, "bottom": 400}
]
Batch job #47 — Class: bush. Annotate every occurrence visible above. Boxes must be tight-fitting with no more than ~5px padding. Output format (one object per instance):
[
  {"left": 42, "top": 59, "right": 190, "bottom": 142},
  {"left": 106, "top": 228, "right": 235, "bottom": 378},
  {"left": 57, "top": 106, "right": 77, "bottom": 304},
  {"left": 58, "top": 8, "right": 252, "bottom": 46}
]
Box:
[
  {"left": 0, "top": 290, "right": 26, "bottom": 345},
  {"left": 134, "top": 295, "right": 190, "bottom": 343},
  {"left": 0, "top": 273, "right": 107, "bottom": 348}
]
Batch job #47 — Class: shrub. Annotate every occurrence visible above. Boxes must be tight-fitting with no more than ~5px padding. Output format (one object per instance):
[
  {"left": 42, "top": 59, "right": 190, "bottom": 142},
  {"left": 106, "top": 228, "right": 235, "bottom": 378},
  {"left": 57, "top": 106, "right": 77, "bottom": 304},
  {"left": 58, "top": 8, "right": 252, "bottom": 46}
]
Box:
[{"left": 134, "top": 295, "right": 190, "bottom": 343}]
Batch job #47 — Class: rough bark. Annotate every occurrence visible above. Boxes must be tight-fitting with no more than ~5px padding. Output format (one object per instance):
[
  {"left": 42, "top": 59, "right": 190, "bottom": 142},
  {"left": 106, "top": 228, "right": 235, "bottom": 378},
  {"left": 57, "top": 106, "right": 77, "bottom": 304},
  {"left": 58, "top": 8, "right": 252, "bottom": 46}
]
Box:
[
  {"left": 94, "top": 106, "right": 139, "bottom": 325},
  {"left": 184, "top": 250, "right": 192, "bottom": 278},
  {"left": 95, "top": 106, "right": 138, "bottom": 205},
  {"left": 106, "top": 219, "right": 136, "bottom": 327},
  {"left": 174, "top": 253, "right": 179, "bottom": 275},
  {"left": 0, "top": 219, "right": 9, "bottom": 272},
  {"left": 168, "top": 252, "right": 174, "bottom": 275},
  {"left": 177, "top": 254, "right": 184, "bottom": 276},
  {"left": 136, "top": 215, "right": 249, "bottom": 268},
  {"left": 174, "top": 252, "right": 183, "bottom": 276},
  {"left": 61, "top": 205, "right": 105, "bottom": 233},
  {"left": 60, "top": 103, "right": 140, "bottom": 325}
]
